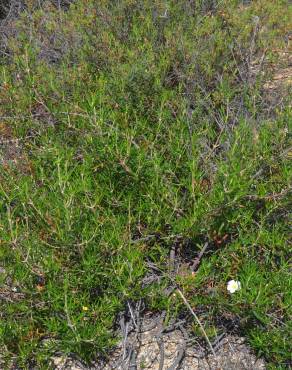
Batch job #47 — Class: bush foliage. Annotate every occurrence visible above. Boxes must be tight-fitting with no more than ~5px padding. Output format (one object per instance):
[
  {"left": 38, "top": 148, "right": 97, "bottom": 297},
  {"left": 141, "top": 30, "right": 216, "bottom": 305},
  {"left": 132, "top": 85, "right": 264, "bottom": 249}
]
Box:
[{"left": 0, "top": 0, "right": 291, "bottom": 368}]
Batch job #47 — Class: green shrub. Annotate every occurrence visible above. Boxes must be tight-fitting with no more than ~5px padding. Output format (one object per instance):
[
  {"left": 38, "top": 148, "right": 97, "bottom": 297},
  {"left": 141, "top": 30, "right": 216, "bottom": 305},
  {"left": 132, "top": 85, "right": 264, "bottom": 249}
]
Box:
[{"left": 0, "top": 0, "right": 291, "bottom": 367}]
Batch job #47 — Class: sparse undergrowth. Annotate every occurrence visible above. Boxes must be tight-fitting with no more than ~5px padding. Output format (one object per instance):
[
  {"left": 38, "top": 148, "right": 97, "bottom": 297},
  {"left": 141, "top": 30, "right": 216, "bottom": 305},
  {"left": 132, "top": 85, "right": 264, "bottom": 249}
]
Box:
[{"left": 0, "top": 0, "right": 291, "bottom": 369}]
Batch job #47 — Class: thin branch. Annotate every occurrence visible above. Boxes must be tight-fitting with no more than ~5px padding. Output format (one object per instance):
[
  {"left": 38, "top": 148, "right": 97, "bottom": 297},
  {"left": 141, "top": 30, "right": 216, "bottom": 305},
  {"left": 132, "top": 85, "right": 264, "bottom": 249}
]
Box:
[
  {"left": 176, "top": 288, "right": 216, "bottom": 356},
  {"left": 190, "top": 242, "right": 209, "bottom": 272},
  {"left": 146, "top": 260, "right": 216, "bottom": 356},
  {"left": 119, "top": 158, "right": 138, "bottom": 179},
  {"left": 244, "top": 186, "right": 291, "bottom": 201}
]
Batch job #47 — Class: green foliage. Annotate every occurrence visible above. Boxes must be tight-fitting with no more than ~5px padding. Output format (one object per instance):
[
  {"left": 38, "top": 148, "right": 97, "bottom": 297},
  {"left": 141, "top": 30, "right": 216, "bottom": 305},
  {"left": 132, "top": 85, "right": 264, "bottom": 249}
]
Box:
[{"left": 0, "top": 0, "right": 291, "bottom": 368}]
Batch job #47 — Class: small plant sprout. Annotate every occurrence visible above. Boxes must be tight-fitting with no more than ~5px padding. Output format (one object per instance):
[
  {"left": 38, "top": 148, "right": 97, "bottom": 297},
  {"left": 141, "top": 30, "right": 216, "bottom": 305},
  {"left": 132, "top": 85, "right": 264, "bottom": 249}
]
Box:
[{"left": 227, "top": 280, "right": 241, "bottom": 294}]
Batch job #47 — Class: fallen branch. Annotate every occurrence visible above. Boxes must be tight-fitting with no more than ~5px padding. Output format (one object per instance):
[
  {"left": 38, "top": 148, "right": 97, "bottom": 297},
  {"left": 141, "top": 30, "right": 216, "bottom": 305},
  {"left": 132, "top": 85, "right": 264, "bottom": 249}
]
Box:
[{"left": 176, "top": 289, "right": 216, "bottom": 356}]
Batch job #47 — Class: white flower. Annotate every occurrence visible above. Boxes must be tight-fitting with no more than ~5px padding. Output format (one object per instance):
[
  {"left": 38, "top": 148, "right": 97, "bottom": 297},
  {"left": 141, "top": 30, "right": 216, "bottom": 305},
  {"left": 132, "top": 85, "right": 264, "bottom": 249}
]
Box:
[{"left": 227, "top": 280, "right": 241, "bottom": 294}]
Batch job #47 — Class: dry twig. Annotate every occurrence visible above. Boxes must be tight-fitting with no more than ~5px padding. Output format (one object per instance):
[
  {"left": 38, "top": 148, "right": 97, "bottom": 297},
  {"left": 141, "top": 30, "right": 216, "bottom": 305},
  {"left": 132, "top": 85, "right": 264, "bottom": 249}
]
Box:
[{"left": 176, "top": 288, "right": 216, "bottom": 357}]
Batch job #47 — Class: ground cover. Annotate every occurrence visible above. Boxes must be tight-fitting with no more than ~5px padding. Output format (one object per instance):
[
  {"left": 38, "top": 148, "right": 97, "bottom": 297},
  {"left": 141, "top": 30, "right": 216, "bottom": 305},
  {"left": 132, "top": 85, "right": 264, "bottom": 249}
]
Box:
[{"left": 0, "top": 1, "right": 291, "bottom": 368}]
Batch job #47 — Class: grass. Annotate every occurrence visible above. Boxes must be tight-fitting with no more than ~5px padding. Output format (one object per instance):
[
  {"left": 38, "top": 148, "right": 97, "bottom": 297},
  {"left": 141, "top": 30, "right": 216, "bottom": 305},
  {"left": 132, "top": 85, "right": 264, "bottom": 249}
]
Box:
[{"left": 0, "top": 0, "right": 291, "bottom": 368}]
